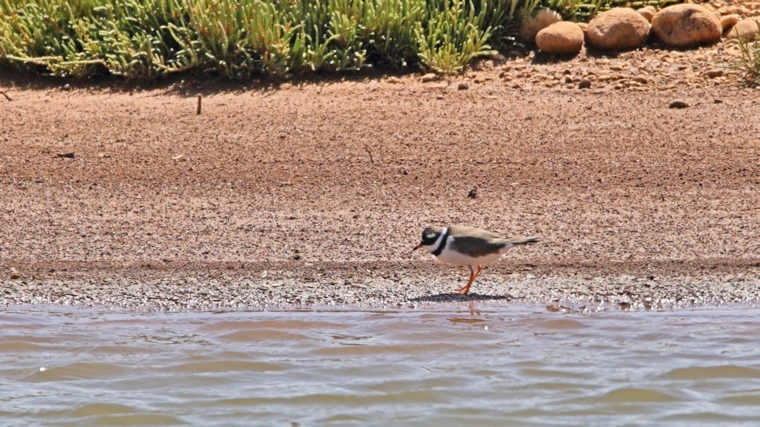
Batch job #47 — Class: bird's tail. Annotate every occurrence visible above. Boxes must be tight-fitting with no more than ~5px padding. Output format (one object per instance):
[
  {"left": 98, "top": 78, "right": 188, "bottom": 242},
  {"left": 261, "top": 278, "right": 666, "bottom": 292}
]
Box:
[{"left": 506, "top": 236, "right": 538, "bottom": 245}]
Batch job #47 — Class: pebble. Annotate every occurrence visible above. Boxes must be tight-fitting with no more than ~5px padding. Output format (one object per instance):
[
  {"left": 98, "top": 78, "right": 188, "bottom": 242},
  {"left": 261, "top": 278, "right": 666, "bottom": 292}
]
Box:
[
  {"left": 3, "top": 267, "right": 759, "bottom": 312},
  {"left": 421, "top": 73, "right": 439, "bottom": 83}
]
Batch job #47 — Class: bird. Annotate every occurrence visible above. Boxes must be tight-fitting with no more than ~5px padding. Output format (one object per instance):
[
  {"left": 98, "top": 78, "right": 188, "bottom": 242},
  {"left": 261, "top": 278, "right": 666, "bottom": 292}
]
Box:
[{"left": 413, "top": 225, "right": 538, "bottom": 295}]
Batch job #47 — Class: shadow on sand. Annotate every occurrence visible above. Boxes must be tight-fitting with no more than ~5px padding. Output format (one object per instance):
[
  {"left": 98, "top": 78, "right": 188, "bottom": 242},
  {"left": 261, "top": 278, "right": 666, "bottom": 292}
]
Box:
[{"left": 409, "top": 293, "right": 517, "bottom": 303}]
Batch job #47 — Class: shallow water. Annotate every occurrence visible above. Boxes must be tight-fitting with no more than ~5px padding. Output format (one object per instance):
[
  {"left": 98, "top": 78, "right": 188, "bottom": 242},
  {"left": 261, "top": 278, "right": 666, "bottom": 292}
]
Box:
[{"left": 2, "top": 305, "right": 760, "bottom": 426}]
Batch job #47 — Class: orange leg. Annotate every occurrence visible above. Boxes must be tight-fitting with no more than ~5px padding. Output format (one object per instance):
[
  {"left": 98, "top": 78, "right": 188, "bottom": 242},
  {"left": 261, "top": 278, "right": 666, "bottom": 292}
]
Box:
[{"left": 456, "top": 265, "right": 482, "bottom": 295}]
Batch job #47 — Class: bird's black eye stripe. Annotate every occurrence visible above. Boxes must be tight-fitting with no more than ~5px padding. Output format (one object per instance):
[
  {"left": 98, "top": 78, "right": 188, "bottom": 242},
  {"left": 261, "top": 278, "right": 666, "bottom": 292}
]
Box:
[
  {"left": 431, "top": 228, "right": 450, "bottom": 256},
  {"left": 420, "top": 229, "right": 439, "bottom": 245}
]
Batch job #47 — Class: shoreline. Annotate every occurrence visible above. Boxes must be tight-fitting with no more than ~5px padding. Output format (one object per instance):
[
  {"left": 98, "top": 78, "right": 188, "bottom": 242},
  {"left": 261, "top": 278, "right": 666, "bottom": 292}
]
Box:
[
  {"left": 2, "top": 41, "right": 759, "bottom": 313},
  {"left": 3, "top": 260, "right": 759, "bottom": 312}
]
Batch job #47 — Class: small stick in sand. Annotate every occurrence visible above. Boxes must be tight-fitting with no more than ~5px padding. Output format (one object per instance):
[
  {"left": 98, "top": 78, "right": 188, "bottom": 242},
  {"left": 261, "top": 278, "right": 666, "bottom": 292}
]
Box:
[
  {"left": 0, "top": 91, "right": 11, "bottom": 101},
  {"left": 196, "top": 95, "right": 202, "bottom": 115}
]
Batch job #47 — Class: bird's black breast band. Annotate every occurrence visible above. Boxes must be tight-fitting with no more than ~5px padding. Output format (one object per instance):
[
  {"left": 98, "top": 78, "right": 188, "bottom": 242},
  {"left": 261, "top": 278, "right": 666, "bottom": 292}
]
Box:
[{"left": 431, "top": 228, "right": 450, "bottom": 256}]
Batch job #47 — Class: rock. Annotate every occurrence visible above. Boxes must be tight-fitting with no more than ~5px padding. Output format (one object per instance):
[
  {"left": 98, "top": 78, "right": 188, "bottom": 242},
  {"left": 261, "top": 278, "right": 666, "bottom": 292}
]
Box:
[
  {"left": 520, "top": 8, "right": 563, "bottom": 43},
  {"left": 637, "top": 6, "right": 657, "bottom": 23},
  {"left": 587, "top": 8, "right": 651, "bottom": 51},
  {"left": 700, "top": 3, "right": 719, "bottom": 15},
  {"left": 421, "top": 73, "right": 439, "bottom": 83},
  {"left": 457, "top": 81, "right": 469, "bottom": 90},
  {"left": 535, "top": 21, "right": 585, "bottom": 55},
  {"left": 726, "top": 18, "right": 760, "bottom": 42},
  {"left": 669, "top": 100, "right": 689, "bottom": 109},
  {"left": 632, "top": 76, "right": 648, "bottom": 84},
  {"left": 721, "top": 14, "right": 741, "bottom": 33},
  {"left": 651, "top": 4, "right": 722, "bottom": 47},
  {"left": 718, "top": 5, "right": 750, "bottom": 16},
  {"left": 578, "top": 79, "right": 592, "bottom": 89},
  {"left": 705, "top": 69, "right": 723, "bottom": 78},
  {"left": 490, "top": 53, "right": 507, "bottom": 65}
]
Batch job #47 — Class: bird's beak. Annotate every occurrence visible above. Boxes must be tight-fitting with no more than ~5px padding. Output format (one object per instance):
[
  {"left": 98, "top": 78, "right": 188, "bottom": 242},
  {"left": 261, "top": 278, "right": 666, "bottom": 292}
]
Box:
[{"left": 413, "top": 243, "right": 422, "bottom": 251}]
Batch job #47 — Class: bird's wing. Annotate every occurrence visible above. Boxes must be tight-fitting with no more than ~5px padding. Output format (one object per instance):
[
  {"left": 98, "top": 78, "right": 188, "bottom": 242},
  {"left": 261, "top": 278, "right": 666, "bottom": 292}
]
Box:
[{"left": 448, "top": 226, "right": 508, "bottom": 257}]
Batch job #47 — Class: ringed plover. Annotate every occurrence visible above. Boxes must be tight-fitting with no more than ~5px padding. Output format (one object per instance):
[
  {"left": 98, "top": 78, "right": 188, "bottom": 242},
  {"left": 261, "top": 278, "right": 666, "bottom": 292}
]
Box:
[{"left": 413, "top": 225, "right": 538, "bottom": 295}]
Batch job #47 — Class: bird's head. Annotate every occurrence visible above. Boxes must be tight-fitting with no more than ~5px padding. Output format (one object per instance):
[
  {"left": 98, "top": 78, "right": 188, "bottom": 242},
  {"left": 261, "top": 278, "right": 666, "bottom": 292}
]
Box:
[{"left": 413, "top": 226, "right": 444, "bottom": 252}]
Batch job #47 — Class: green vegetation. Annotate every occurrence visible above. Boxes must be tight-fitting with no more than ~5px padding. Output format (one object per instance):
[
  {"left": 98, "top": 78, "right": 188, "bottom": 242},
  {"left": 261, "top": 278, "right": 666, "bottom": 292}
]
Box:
[
  {"left": 736, "top": 24, "right": 760, "bottom": 86},
  {"left": 1, "top": 0, "right": 671, "bottom": 80}
]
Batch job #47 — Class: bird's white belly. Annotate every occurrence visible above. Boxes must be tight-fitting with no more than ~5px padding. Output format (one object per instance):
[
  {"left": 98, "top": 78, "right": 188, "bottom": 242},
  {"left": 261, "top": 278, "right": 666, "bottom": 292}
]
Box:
[{"left": 437, "top": 246, "right": 502, "bottom": 266}]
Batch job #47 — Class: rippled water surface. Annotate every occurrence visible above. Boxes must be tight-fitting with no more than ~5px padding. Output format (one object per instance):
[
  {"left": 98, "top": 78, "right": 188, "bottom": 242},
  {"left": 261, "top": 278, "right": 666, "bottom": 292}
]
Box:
[{"left": 2, "top": 305, "right": 760, "bottom": 425}]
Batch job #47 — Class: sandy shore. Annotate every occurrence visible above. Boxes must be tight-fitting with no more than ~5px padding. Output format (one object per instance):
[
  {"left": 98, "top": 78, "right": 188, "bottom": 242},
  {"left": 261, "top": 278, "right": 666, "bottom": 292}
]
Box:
[{"left": 2, "top": 42, "right": 759, "bottom": 311}]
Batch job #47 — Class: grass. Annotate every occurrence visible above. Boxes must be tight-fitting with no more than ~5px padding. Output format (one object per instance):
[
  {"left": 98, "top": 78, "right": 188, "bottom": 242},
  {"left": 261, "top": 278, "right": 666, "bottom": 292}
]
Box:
[
  {"left": 1, "top": 0, "right": 678, "bottom": 80},
  {"left": 735, "top": 22, "right": 760, "bottom": 86}
]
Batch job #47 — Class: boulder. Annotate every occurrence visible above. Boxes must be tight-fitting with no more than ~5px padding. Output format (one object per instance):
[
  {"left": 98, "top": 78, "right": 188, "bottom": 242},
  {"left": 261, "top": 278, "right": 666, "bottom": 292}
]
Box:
[
  {"left": 587, "top": 8, "right": 651, "bottom": 51},
  {"left": 520, "top": 8, "right": 563, "bottom": 43},
  {"left": 721, "top": 14, "right": 741, "bottom": 34},
  {"left": 651, "top": 4, "right": 722, "bottom": 47},
  {"left": 727, "top": 18, "right": 760, "bottom": 42},
  {"left": 636, "top": 6, "right": 657, "bottom": 23},
  {"left": 535, "top": 21, "right": 585, "bottom": 55}
]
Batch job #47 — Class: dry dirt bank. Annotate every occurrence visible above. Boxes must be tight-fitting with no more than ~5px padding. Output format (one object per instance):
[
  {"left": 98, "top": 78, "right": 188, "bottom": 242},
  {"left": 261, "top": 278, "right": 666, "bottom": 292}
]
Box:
[{"left": 1, "top": 40, "right": 759, "bottom": 311}]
